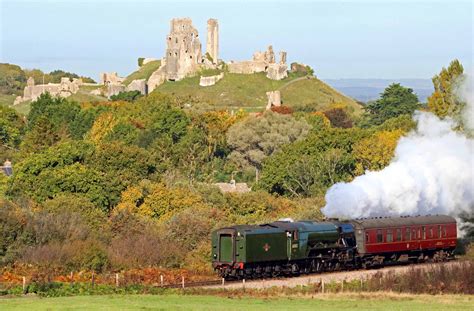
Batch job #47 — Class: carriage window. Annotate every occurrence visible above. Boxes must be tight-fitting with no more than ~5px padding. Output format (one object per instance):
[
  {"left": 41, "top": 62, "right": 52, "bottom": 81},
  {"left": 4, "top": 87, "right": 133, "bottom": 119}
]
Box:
[
  {"left": 417, "top": 228, "right": 421, "bottom": 239},
  {"left": 412, "top": 228, "right": 417, "bottom": 240},
  {"left": 405, "top": 228, "right": 410, "bottom": 241},
  {"left": 438, "top": 225, "right": 441, "bottom": 238},
  {"left": 396, "top": 229, "right": 402, "bottom": 241},
  {"left": 443, "top": 226, "right": 447, "bottom": 237},
  {"left": 429, "top": 227, "right": 434, "bottom": 238},
  {"left": 422, "top": 226, "right": 426, "bottom": 240},
  {"left": 377, "top": 229, "right": 383, "bottom": 243},
  {"left": 387, "top": 230, "right": 393, "bottom": 243},
  {"left": 365, "top": 232, "right": 370, "bottom": 244}
]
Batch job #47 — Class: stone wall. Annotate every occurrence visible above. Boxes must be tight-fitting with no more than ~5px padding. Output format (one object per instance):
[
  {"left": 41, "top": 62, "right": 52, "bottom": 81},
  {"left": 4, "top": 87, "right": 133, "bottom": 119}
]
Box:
[
  {"left": 14, "top": 77, "right": 83, "bottom": 105},
  {"left": 206, "top": 19, "right": 219, "bottom": 64},
  {"left": 100, "top": 72, "right": 124, "bottom": 85},
  {"left": 106, "top": 84, "right": 126, "bottom": 98},
  {"left": 266, "top": 63, "right": 288, "bottom": 80},
  {"left": 266, "top": 90, "right": 281, "bottom": 110},
  {"left": 199, "top": 72, "right": 224, "bottom": 87},
  {"left": 227, "top": 45, "right": 288, "bottom": 80},
  {"left": 126, "top": 79, "right": 147, "bottom": 94},
  {"left": 165, "top": 18, "right": 202, "bottom": 81}
]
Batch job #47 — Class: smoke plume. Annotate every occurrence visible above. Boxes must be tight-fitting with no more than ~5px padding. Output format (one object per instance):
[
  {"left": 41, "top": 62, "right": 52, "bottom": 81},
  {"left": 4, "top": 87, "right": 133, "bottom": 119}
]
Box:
[{"left": 322, "top": 74, "right": 474, "bottom": 228}]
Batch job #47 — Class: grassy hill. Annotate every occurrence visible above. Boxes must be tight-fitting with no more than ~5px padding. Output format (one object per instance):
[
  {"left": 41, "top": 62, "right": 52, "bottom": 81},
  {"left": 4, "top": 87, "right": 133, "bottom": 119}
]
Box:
[
  {"left": 153, "top": 71, "right": 361, "bottom": 114},
  {"left": 123, "top": 60, "right": 162, "bottom": 85}
]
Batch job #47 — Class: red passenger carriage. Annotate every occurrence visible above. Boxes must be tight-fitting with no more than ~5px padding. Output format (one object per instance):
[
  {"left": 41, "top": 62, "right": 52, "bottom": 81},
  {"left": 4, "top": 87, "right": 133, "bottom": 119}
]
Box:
[{"left": 351, "top": 215, "right": 457, "bottom": 267}]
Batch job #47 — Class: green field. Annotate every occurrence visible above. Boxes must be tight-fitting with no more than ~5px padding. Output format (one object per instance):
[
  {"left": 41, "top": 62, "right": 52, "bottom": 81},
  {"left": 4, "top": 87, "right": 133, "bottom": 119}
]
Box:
[{"left": 0, "top": 294, "right": 472, "bottom": 311}]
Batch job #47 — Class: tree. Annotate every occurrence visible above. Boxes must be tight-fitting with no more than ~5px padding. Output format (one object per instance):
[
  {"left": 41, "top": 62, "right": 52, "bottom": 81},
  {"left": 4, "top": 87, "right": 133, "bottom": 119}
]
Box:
[
  {"left": 363, "top": 83, "right": 420, "bottom": 126},
  {"left": 353, "top": 129, "right": 403, "bottom": 175},
  {"left": 323, "top": 106, "right": 353, "bottom": 128},
  {"left": 427, "top": 59, "right": 464, "bottom": 119},
  {"left": 0, "top": 106, "right": 25, "bottom": 150},
  {"left": 20, "top": 116, "right": 62, "bottom": 153},
  {"left": 115, "top": 181, "right": 206, "bottom": 221},
  {"left": 226, "top": 111, "right": 311, "bottom": 170},
  {"left": 258, "top": 126, "right": 366, "bottom": 196},
  {"left": 28, "top": 93, "right": 80, "bottom": 128},
  {"left": 0, "top": 63, "right": 26, "bottom": 95},
  {"left": 110, "top": 90, "right": 143, "bottom": 102}
]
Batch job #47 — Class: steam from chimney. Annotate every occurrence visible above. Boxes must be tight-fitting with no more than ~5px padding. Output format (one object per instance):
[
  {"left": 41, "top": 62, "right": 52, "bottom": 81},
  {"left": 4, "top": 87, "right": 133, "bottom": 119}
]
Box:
[{"left": 322, "top": 73, "right": 474, "bottom": 230}]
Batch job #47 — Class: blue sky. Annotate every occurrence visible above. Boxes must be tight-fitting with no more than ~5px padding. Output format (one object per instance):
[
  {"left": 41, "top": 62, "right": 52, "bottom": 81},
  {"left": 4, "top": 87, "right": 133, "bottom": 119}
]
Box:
[{"left": 1, "top": 0, "right": 472, "bottom": 80}]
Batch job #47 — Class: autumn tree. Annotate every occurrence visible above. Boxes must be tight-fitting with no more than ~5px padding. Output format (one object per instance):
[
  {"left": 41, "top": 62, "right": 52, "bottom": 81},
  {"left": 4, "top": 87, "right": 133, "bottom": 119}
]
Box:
[
  {"left": 427, "top": 59, "right": 465, "bottom": 119},
  {"left": 353, "top": 129, "right": 404, "bottom": 175}
]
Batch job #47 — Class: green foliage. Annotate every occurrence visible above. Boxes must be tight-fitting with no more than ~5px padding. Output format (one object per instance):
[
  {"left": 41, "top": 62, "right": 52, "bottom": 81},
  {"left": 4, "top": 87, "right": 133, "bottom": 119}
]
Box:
[
  {"left": 362, "top": 83, "right": 420, "bottom": 127},
  {"left": 8, "top": 141, "right": 115, "bottom": 210},
  {"left": 140, "top": 103, "right": 190, "bottom": 145},
  {"left": 428, "top": 59, "right": 465, "bottom": 119},
  {"left": 20, "top": 116, "right": 63, "bottom": 153},
  {"left": 258, "top": 126, "right": 368, "bottom": 196},
  {"left": 226, "top": 111, "right": 311, "bottom": 170},
  {"left": 0, "top": 63, "right": 26, "bottom": 95},
  {"left": 137, "top": 57, "right": 145, "bottom": 67},
  {"left": 23, "top": 68, "right": 95, "bottom": 85},
  {"left": 110, "top": 90, "right": 143, "bottom": 102},
  {"left": 0, "top": 105, "right": 25, "bottom": 150},
  {"left": 27, "top": 93, "right": 81, "bottom": 134}
]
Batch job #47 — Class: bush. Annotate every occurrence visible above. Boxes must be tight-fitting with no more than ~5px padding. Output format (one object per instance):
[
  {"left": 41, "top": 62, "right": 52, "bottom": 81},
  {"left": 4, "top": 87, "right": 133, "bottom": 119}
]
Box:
[{"left": 110, "top": 91, "right": 143, "bottom": 102}]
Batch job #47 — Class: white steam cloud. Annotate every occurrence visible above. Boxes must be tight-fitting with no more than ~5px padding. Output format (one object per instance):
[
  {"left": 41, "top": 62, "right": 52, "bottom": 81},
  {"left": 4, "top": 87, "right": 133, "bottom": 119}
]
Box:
[{"left": 322, "top": 74, "right": 474, "bottom": 228}]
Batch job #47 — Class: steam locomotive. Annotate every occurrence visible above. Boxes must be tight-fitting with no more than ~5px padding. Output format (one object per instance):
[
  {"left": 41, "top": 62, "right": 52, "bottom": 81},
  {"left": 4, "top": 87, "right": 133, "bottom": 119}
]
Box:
[{"left": 211, "top": 215, "right": 457, "bottom": 279}]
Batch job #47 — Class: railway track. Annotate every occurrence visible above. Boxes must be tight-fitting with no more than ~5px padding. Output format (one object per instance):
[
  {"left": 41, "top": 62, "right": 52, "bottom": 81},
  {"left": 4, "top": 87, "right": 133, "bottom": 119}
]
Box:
[{"left": 198, "top": 260, "right": 463, "bottom": 289}]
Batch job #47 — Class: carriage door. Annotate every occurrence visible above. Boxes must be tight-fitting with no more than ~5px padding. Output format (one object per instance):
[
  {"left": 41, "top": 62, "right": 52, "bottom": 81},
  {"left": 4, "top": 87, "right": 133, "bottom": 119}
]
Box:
[{"left": 219, "top": 234, "right": 233, "bottom": 262}]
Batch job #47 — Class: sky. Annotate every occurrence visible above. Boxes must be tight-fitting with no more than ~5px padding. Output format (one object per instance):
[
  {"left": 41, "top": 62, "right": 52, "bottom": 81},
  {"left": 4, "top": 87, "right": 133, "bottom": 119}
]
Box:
[{"left": 0, "top": 0, "right": 472, "bottom": 81}]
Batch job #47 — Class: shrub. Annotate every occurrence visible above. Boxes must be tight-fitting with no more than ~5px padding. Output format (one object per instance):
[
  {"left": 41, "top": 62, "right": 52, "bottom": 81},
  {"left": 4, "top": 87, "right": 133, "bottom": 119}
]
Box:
[{"left": 110, "top": 91, "right": 143, "bottom": 102}]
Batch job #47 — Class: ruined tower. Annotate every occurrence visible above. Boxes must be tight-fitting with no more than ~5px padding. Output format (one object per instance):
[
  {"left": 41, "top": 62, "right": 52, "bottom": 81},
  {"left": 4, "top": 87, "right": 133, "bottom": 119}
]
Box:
[
  {"left": 165, "top": 18, "right": 202, "bottom": 81},
  {"left": 206, "top": 19, "right": 219, "bottom": 64}
]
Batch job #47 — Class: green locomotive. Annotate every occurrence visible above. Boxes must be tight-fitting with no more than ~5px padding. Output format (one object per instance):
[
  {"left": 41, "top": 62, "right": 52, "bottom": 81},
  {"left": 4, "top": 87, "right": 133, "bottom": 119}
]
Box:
[{"left": 211, "top": 220, "right": 356, "bottom": 279}]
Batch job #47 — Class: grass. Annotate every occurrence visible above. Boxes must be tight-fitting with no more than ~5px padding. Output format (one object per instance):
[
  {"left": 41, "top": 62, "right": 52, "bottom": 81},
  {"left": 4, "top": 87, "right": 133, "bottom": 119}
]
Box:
[
  {"left": 0, "top": 85, "right": 106, "bottom": 115},
  {"left": 154, "top": 72, "right": 361, "bottom": 114},
  {"left": 123, "top": 60, "right": 162, "bottom": 85},
  {"left": 0, "top": 94, "right": 31, "bottom": 115},
  {"left": 0, "top": 94, "right": 16, "bottom": 106},
  {"left": 0, "top": 293, "right": 471, "bottom": 310},
  {"left": 68, "top": 86, "right": 107, "bottom": 103}
]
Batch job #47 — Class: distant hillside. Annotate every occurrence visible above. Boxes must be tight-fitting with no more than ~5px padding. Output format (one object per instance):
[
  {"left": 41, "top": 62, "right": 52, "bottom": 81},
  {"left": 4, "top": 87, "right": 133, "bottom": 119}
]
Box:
[
  {"left": 153, "top": 72, "right": 361, "bottom": 114},
  {"left": 324, "top": 78, "right": 433, "bottom": 103}
]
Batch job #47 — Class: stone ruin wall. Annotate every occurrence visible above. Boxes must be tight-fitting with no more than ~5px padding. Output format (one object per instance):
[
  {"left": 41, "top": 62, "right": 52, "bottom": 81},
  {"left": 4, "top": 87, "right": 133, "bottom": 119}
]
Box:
[
  {"left": 165, "top": 18, "right": 202, "bottom": 81},
  {"left": 206, "top": 19, "right": 219, "bottom": 64},
  {"left": 266, "top": 90, "right": 281, "bottom": 110},
  {"left": 101, "top": 72, "right": 124, "bottom": 85},
  {"left": 14, "top": 77, "right": 83, "bottom": 105},
  {"left": 147, "top": 18, "right": 221, "bottom": 93},
  {"left": 199, "top": 72, "right": 224, "bottom": 87},
  {"left": 228, "top": 45, "right": 288, "bottom": 80}
]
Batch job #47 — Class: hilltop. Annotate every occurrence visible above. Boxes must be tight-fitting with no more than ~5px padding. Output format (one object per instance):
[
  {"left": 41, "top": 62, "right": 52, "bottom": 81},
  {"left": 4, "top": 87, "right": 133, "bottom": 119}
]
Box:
[
  {"left": 1, "top": 61, "right": 361, "bottom": 115},
  {"left": 152, "top": 70, "right": 361, "bottom": 113}
]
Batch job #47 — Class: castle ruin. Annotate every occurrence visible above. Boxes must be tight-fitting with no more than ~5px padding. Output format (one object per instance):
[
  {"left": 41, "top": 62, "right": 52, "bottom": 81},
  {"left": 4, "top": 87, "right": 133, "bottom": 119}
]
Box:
[
  {"left": 148, "top": 18, "right": 222, "bottom": 92},
  {"left": 17, "top": 18, "right": 292, "bottom": 103},
  {"left": 228, "top": 45, "right": 288, "bottom": 80},
  {"left": 14, "top": 77, "right": 83, "bottom": 105},
  {"left": 206, "top": 19, "right": 219, "bottom": 64}
]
